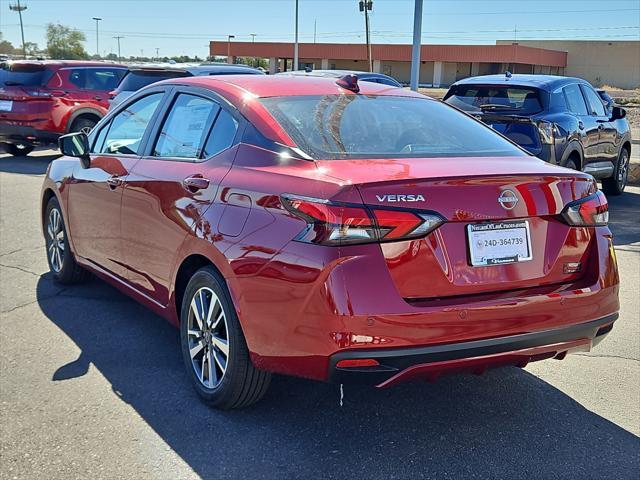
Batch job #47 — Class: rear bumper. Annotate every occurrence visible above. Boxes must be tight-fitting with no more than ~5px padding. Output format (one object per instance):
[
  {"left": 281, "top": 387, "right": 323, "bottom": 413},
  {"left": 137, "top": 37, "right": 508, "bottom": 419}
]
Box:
[
  {"left": 328, "top": 313, "right": 617, "bottom": 386},
  {"left": 0, "top": 124, "right": 59, "bottom": 145}
]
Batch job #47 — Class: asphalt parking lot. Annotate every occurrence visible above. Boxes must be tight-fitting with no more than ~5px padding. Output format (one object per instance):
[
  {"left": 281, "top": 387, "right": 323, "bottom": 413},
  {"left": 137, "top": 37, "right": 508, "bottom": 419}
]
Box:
[{"left": 1, "top": 149, "right": 638, "bottom": 480}]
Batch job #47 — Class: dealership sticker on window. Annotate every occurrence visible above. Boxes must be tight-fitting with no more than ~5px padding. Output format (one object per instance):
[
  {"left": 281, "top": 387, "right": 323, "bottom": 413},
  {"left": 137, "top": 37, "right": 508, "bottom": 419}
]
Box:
[
  {"left": 0, "top": 100, "right": 13, "bottom": 111},
  {"left": 467, "top": 220, "right": 532, "bottom": 266}
]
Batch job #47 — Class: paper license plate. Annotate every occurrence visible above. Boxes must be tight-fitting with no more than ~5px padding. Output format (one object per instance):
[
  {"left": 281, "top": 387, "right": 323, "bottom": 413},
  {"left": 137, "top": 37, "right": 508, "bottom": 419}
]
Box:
[
  {"left": 0, "top": 100, "right": 13, "bottom": 111},
  {"left": 467, "top": 220, "right": 532, "bottom": 266}
]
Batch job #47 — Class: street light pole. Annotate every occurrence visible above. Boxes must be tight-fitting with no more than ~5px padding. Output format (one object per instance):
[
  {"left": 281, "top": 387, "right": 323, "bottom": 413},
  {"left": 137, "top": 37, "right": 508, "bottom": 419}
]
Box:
[
  {"left": 92, "top": 17, "right": 102, "bottom": 58},
  {"left": 9, "top": 0, "right": 27, "bottom": 59},
  {"left": 359, "top": 1, "right": 373, "bottom": 72},
  {"left": 250, "top": 33, "right": 256, "bottom": 43},
  {"left": 293, "top": 0, "right": 299, "bottom": 71},
  {"left": 113, "top": 36, "right": 124, "bottom": 62},
  {"left": 410, "top": 0, "right": 423, "bottom": 91},
  {"left": 227, "top": 35, "right": 235, "bottom": 64}
]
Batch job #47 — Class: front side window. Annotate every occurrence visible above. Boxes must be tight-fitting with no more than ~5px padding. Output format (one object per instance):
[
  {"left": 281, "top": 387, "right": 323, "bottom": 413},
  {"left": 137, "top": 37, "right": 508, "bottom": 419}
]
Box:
[
  {"left": 154, "top": 94, "right": 219, "bottom": 159},
  {"left": 261, "top": 95, "right": 526, "bottom": 160},
  {"left": 563, "top": 84, "right": 589, "bottom": 116},
  {"left": 444, "top": 85, "right": 543, "bottom": 114},
  {"left": 99, "top": 93, "right": 163, "bottom": 155},
  {"left": 581, "top": 86, "right": 607, "bottom": 117}
]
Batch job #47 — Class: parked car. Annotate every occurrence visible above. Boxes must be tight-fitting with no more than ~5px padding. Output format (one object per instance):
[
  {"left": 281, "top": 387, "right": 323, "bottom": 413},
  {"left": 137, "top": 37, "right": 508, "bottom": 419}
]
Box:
[
  {"left": 109, "top": 63, "right": 264, "bottom": 108},
  {"left": 279, "top": 69, "right": 403, "bottom": 87},
  {"left": 444, "top": 74, "right": 632, "bottom": 195},
  {"left": 44, "top": 74, "right": 618, "bottom": 409},
  {"left": 0, "top": 60, "right": 127, "bottom": 156}
]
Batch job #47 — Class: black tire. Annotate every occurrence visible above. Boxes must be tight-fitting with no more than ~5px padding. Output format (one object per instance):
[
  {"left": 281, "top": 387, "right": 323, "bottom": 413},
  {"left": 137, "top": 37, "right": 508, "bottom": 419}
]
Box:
[
  {"left": 602, "top": 147, "right": 630, "bottom": 196},
  {"left": 69, "top": 116, "right": 97, "bottom": 135},
  {"left": 6, "top": 143, "right": 34, "bottom": 156},
  {"left": 180, "top": 266, "right": 271, "bottom": 409},
  {"left": 561, "top": 155, "right": 579, "bottom": 171},
  {"left": 44, "top": 197, "right": 88, "bottom": 284}
]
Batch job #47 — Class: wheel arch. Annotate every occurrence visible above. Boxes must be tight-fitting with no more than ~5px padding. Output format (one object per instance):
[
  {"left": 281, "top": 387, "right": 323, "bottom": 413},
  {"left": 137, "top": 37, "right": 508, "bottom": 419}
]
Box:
[
  {"left": 66, "top": 108, "right": 104, "bottom": 133},
  {"left": 560, "top": 141, "right": 584, "bottom": 169}
]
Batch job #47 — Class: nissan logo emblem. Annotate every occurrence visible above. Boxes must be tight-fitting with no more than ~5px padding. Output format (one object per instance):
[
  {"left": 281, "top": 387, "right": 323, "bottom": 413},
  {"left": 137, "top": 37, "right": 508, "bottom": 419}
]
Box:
[{"left": 498, "top": 190, "right": 518, "bottom": 210}]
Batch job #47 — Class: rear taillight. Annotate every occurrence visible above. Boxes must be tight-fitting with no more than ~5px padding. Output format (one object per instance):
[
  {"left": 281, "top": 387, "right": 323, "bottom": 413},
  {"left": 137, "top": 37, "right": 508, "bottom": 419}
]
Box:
[
  {"left": 23, "top": 89, "right": 52, "bottom": 98},
  {"left": 561, "top": 191, "right": 609, "bottom": 227},
  {"left": 537, "top": 120, "right": 556, "bottom": 144},
  {"left": 281, "top": 195, "right": 444, "bottom": 245}
]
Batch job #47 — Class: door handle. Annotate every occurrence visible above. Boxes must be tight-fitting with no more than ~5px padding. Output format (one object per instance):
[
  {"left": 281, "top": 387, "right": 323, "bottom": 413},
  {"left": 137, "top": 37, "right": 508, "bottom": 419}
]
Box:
[
  {"left": 107, "top": 175, "right": 123, "bottom": 189},
  {"left": 578, "top": 121, "right": 584, "bottom": 130},
  {"left": 182, "top": 175, "right": 210, "bottom": 192}
]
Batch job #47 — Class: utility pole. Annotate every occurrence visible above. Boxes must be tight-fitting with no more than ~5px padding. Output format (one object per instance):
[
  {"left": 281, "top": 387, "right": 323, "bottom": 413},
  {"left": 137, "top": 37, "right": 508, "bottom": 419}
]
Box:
[
  {"left": 314, "top": 19, "right": 317, "bottom": 44},
  {"left": 359, "top": 0, "right": 373, "bottom": 72},
  {"left": 9, "top": 0, "right": 27, "bottom": 59},
  {"left": 113, "top": 36, "right": 124, "bottom": 62},
  {"left": 227, "top": 35, "right": 235, "bottom": 64},
  {"left": 250, "top": 33, "right": 256, "bottom": 43},
  {"left": 293, "top": 0, "right": 299, "bottom": 71},
  {"left": 92, "top": 17, "right": 102, "bottom": 58},
  {"left": 155, "top": 47, "right": 160, "bottom": 60},
  {"left": 409, "top": 0, "right": 423, "bottom": 91}
]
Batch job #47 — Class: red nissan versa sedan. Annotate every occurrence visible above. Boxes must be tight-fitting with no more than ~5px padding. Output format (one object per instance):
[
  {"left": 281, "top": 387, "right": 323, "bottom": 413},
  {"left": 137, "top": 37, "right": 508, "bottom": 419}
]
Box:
[{"left": 42, "top": 75, "right": 619, "bottom": 409}]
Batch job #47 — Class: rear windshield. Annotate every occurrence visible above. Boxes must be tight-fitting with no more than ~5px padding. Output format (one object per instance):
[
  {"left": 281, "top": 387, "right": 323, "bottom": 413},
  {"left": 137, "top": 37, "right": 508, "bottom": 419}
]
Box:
[
  {"left": 260, "top": 95, "right": 526, "bottom": 160},
  {"left": 117, "top": 70, "right": 189, "bottom": 92},
  {"left": 0, "top": 64, "right": 52, "bottom": 86},
  {"left": 445, "top": 85, "right": 543, "bottom": 114}
]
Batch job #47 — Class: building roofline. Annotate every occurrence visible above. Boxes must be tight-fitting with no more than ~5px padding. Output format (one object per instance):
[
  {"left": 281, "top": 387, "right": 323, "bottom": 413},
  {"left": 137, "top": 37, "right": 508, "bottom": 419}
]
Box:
[{"left": 210, "top": 41, "right": 568, "bottom": 67}]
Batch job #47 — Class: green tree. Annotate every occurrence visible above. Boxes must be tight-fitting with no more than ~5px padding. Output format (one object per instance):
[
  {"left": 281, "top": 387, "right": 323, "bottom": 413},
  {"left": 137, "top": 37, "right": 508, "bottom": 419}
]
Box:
[
  {"left": 0, "top": 40, "right": 17, "bottom": 55},
  {"left": 46, "top": 23, "right": 88, "bottom": 60}
]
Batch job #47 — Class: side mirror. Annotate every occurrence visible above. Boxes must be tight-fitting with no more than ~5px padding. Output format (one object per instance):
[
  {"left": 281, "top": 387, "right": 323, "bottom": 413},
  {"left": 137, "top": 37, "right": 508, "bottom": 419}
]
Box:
[
  {"left": 610, "top": 106, "right": 626, "bottom": 121},
  {"left": 59, "top": 132, "right": 90, "bottom": 168}
]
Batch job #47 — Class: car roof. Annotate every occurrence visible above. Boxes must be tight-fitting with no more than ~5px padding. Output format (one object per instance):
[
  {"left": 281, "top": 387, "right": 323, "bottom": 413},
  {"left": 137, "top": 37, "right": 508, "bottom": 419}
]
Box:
[
  {"left": 127, "top": 63, "right": 261, "bottom": 75},
  {"left": 453, "top": 74, "right": 590, "bottom": 91},
  {"left": 3, "top": 60, "right": 126, "bottom": 69},
  {"left": 281, "top": 69, "right": 394, "bottom": 79},
  {"left": 165, "top": 74, "right": 420, "bottom": 99}
]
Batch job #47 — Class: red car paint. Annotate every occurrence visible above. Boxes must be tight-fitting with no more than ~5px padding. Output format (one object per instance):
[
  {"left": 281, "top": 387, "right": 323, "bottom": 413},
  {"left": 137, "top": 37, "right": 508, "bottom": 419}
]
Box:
[
  {"left": 42, "top": 75, "right": 619, "bottom": 386},
  {"left": 0, "top": 60, "right": 127, "bottom": 147}
]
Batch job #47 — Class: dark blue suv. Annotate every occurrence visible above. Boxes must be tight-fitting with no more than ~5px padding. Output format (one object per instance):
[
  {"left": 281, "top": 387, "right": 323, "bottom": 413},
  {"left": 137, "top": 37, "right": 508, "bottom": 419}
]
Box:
[{"left": 444, "top": 74, "right": 632, "bottom": 195}]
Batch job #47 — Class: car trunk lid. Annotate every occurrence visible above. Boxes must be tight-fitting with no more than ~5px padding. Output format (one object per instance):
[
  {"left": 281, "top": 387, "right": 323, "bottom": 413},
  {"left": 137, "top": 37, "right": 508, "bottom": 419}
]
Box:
[{"left": 319, "top": 156, "right": 597, "bottom": 299}]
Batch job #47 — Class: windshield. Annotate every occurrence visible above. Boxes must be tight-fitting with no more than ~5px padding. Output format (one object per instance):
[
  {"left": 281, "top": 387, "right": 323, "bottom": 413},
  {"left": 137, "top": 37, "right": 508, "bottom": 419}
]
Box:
[
  {"left": 260, "top": 95, "right": 526, "bottom": 160},
  {"left": 0, "top": 64, "right": 51, "bottom": 86},
  {"left": 445, "top": 85, "right": 543, "bottom": 114},
  {"left": 117, "top": 70, "right": 189, "bottom": 92}
]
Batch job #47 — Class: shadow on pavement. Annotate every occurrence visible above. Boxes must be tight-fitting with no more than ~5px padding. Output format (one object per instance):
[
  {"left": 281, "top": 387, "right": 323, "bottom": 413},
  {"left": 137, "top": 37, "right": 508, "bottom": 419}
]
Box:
[
  {"left": 0, "top": 151, "right": 60, "bottom": 175},
  {"left": 608, "top": 188, "right": 640, "bottom": 246},
  {"left": 36, "top": 274, "right": 640, "bottom": 479}
]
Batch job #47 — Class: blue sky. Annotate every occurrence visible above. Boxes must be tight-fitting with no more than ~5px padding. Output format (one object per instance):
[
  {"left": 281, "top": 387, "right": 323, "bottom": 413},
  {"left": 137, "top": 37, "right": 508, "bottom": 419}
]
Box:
[{"left": 0, "top": 0, "right": 638, "bottom": 58}]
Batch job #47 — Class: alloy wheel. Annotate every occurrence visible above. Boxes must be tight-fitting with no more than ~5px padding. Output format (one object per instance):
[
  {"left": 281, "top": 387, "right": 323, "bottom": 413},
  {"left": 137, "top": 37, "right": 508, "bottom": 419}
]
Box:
[
  {"left": 187, "top": 287, "right": 229, "bottom": 389},
  {"left": 47, "top": 208, "right": 65, "bottom": 272},
  {"left": 617, "top": 150, "right": 629, "bottom": 189}
]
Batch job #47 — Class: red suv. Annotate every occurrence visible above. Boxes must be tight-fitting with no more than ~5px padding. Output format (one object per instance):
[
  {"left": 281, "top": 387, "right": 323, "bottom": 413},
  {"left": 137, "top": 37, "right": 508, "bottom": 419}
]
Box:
[
  {"left": 0, "top": 60, "right": 127, "bottom": 156},
  {"left": 43, "top": 75, "right": 619, "bottom": 409}
]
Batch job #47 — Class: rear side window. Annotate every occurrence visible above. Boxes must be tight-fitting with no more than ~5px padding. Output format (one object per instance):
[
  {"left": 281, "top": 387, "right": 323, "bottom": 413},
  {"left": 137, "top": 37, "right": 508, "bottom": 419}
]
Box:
[
  {"left": 261, "top": 95, "right": 526, "bottom": 160},
  {"left": 1, "top": 64, "right": 51, "bottom": 86},
  {"left": 202, "top": 109, "right": 239, "bottom": 157},
  {"left": 581, "top": 85, "right": 607, "bottom": 116},
  {"left": 562, "top": 84, "right": 589, "bottom": 116},
  {"left": 154, "top": 94, "right": 220, "bottom": 159},
  {"left": 98, "top": 93, "right": 163, "bottom": 155},
  {"left": 118, "top": 70, "right": 189, "bottom": 92},
  {"left": 445, "top": 86, "right": 543, "bottom": 114},
  {"left": 85, "top": 68, "right": 126, "bottom": 90}
]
